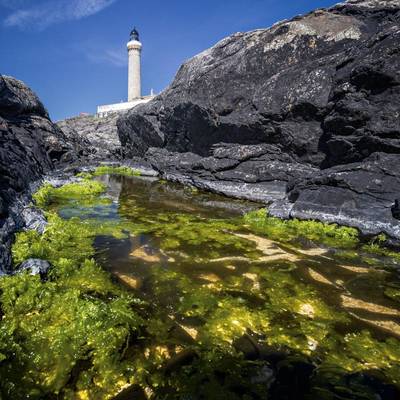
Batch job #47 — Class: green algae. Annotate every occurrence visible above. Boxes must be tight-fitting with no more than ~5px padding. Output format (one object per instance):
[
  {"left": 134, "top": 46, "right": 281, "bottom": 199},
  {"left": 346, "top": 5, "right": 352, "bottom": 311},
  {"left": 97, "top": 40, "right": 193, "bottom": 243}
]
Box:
[
  {"left": 385, "top": 286, "right": 400, "bottom": 303},
  {"left": 244, "top": 208, "right": 400, "bottom": 264},
  {"left": 136, "top": 214, "right": 260, "bottom": 260},
  {"left": 93, "top": 165, "right": 142, "bottom": 177},
  {"left": 0, "top": 267, "right": 144, "bottom": 399},
  {"left": 33, "top": 179, "right": 106, "bottom": 208},
  {"left": 244, "top": 208, "right": 360, "bottom": 248},
  {"left": 12, "top": 213, "right": 94, "bottom": 265},
  {"left": 362, "top": 234, "right": 400, "bottom": 262},
  {"left": 1, "top": 175, "right": 400, "bottom": 398},
  {"left": 324, "top": 330, "right": 400, "bottom": 386},
  {"left": 139, "top": 259, "right": 400, "bottom": 396},
  {"left": 1, "top": 190, "right": 145, "bottom": 398}
]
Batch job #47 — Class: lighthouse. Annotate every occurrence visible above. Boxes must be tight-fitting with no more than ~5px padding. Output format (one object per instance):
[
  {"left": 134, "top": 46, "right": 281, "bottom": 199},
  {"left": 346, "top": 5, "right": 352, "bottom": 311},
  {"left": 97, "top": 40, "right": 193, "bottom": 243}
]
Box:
[
  {"left": 96, "top": 26, "right": 155, "bottom": 117},
  {"left": 127, "top": 27, "right": 142, "bottom": 101}
]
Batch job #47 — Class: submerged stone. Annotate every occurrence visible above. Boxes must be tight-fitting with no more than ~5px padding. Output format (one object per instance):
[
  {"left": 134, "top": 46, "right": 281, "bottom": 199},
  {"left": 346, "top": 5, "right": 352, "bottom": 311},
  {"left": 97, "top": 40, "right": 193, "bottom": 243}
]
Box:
[
  {"left": 341, "top": 294, "right": 400, "bottom": 318},
  {"left": 113, "top": 271, "right": 142, "bottom": 289},
  {"left": 130, "top": 245, "right": 162, "bottom": 263},
  {"left": 15, "top": 258, "right": 51, "bottom": 276}
]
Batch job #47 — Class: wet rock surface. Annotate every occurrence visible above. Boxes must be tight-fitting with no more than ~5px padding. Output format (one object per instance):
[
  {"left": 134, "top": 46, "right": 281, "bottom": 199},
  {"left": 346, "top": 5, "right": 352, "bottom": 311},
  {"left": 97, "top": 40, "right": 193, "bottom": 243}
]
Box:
[
  {"left": 274, "top": 152, "right": 400, "bottom": 238},
  {"left": 146, "top": 143, "right": 317, "bottom": 204},
  {"left": 145, "top": 145, "right": 400, "bottom": 238},
  {"left": 119, "top": 0, "right": 400, "bottom": 239},
  {"left": 15, "top": 258, "right": 51, "bottom": 277}
]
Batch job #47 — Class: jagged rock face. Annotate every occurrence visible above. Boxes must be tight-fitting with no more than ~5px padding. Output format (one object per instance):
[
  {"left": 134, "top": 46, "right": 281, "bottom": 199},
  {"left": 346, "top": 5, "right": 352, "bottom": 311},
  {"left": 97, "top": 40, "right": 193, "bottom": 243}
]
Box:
[
  {"left": 0, "top": 75, "right": 81, "bottom": 209},
  {"left": 0, "top": 75, "right": 48, "bottom": 119},
  {"left": 277, "top": 153, "right": 400, "bottom": 238},
  {"left": 145, "top": 146, "right": 400, "bottom": 238},
  {"left": 1, "top": 77, "right": 49, "bottom": 206},
  {"left": 119, "top": 0, "right": 400, "bottom": 239},
  {"left": 0, "top": 75, "right": 81, "bottom": 271},
  {"left": 119, "top": 0, "right": 400, "bottom": 167},
  {"left": 57, "top": 113, "right": 124, "bottom": 160}
]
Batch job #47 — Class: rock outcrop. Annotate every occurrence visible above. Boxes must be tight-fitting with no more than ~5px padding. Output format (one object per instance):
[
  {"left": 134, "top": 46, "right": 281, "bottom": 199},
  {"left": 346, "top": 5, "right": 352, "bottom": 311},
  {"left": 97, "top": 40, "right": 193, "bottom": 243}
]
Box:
[
  {"left": 146, "top": 144, "right": 318, "bottom": 203},
  {"left": 57, "top": 112, "right": 124, "bottom": 160},
  {"left": 0, "top": 75, "right": 81, "bottom": 272},
  {"left": 119, "top": 0, "right": 400, "bottom": 239},
  {"left": 145, "top": 146, "right": 400, "bottom": 238}
]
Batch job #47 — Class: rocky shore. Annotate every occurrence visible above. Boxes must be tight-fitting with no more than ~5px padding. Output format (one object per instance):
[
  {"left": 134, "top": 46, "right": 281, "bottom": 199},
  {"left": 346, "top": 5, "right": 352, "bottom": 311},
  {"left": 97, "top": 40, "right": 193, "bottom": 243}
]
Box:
[
  {"left": 1, "top": 0, "right": 400, "bottom": 274},
  {"left": 0, "top": 2, "right": 400, "bottom": 398},
  {"left": 57, "top": 112, "right": 124, "bottom": 160},
  {"left": 118, "top": 0, "right": 400, "bottom": 239},
  {"left": 0, "top": 75, "right": 85, "bottom": 271}
]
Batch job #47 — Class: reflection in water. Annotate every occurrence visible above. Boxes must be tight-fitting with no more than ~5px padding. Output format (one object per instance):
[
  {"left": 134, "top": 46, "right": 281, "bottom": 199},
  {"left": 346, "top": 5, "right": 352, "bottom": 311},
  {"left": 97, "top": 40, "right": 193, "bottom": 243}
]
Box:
[{"left": 56, "top": 175, "right": 400, "bottom": 398}]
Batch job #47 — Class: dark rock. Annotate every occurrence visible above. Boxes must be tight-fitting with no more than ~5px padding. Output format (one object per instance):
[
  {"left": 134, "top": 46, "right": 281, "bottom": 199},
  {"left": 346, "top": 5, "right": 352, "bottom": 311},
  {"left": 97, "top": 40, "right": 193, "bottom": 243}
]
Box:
[
  {"left": 145, "top": 143, "right": 317, "bottom": 203},
  {"left": 111, "top": 385, "right": 147, "bottom": 400},
  {"left": 392, "top": 199, "right": 400, "bottom": 220},
  {"left": 57, "top": 113, "right": 125, "bottom": 161},
  {"left": 0, "top": 75, "right": 81, "bottom": 272},
  {"left": 16, "top": 259, "right": 51, "bottom": 276},
  {"left": 119, "top": 0, "right": 400, "bottom": 166},
  {"left": 117, "top": 109, "right": 163, "bottom": 157},
  {"left": 0, "top": 196, "right": 5, "bottom": 218},
  {"left": 272, "top": 153, "right": 400, "bottom": 238},
  {"left": 117, "top": 0, "right": 400, "bottom": 239},
  {"left": 0, "top": 74, "right": 47, "bottom": 118},
  {"left": 164, "top": 349, "right": 198, "bottom": 374},
  {"left": 269, "top": 358, "right": 315, "bottom": 400}
]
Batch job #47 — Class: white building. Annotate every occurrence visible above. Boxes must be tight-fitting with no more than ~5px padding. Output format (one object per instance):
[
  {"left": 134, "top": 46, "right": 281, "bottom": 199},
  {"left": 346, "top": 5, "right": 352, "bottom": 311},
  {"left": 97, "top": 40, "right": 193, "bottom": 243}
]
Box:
[{"left": 97, "top": 27, "right": 155, "bottom": 117}]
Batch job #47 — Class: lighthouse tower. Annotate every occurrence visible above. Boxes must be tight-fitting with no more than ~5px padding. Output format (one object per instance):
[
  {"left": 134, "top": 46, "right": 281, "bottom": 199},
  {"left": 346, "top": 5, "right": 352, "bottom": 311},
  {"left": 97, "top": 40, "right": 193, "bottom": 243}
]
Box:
[
  {"left": 127, "top": 27, "right": 142, "bottom": 101},
  {"left": 96, "top": 27, "right": 155, "bottom": 117}
]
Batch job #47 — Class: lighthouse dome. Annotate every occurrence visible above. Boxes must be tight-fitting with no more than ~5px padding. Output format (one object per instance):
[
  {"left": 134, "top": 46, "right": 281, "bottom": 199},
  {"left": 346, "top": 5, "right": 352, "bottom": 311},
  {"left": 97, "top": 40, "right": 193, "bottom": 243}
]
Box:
[{"left": 130, "top": 27, "right": 139, "bottom": 41}]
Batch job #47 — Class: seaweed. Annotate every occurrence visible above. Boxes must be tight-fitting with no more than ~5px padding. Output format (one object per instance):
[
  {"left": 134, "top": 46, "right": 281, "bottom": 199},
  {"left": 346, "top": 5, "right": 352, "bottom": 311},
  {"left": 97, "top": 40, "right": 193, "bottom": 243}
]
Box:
[
  {"left": 1, "top": 175, "right": 399, "bottom": 398},
  {"left": 1, "top": 189, "right": 144, "bottom": 398},
  {"left": 243, "top": 208, "right": 360, "bottom": 248},
  {"left": 93, "top": 166, "right": 142, "bottom": 177},
  {"left": 33, "top": 180, "right": 106, "bottom": 208}
]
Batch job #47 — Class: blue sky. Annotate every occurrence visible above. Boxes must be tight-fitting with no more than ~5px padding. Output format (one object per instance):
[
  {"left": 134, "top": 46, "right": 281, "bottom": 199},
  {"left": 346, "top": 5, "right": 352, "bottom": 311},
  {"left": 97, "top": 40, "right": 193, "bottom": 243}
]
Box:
[{"left": 1, "top": 0, "right": 340, "bottom": 121}]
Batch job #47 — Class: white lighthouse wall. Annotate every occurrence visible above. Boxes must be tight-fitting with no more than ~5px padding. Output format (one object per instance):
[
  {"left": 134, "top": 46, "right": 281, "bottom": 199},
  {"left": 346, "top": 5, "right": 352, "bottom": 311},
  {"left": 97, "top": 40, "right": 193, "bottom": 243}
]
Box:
[
  {"left": 96, "top": 96, "right": 153, "bottom": 117},
  {"left": 128, "top": 40, "right": 142, "bottom": 101}
]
